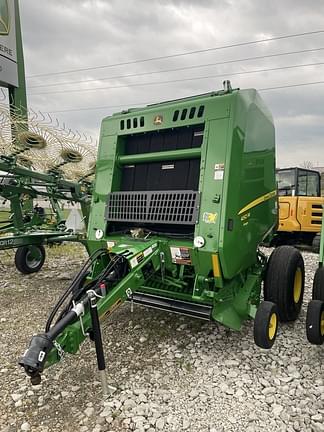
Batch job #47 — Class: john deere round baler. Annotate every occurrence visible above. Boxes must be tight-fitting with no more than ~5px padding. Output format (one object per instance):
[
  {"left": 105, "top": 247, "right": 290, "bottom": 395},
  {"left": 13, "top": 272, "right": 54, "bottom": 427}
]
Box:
[{"left": 20, "top": 83, "right": 305, "bottom": 388}]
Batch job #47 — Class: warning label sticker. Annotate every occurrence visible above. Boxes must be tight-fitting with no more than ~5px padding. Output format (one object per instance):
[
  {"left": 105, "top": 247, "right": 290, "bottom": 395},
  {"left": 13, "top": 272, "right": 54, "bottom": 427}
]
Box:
[
  {"left": 214, "top": 163, "right": 224, "bottom": 180},
  {"left": 170, "top": 247, "right": 192, "bottom": 265},
  {"left": 130, "top": 252, "right": 144, "bottom": 268}
]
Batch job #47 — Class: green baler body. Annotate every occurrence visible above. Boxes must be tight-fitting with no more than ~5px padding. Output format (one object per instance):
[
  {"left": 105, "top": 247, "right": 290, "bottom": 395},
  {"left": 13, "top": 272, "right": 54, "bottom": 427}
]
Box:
[
  {"left": 36, "top": 87, "right": 278, "bottom": 371},
  {"left": 85, "top": 88, "right": 276, "bottom": 329}
]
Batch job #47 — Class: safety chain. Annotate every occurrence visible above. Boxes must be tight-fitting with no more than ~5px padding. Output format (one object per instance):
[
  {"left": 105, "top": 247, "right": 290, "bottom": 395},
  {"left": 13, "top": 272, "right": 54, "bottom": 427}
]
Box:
[{"left": 53, "top": 340, "right": 65, "bottom": 360}]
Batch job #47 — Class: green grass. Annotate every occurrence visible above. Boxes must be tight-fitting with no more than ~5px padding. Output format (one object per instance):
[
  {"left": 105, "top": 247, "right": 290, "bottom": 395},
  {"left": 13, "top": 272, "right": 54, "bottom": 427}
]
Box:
[{"left": 46, "top": 242, "right": 86, "bottom": 259}]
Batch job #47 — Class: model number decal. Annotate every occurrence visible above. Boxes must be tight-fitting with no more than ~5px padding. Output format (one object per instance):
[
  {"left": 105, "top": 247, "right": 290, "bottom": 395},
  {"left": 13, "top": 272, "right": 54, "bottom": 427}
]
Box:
[{"left": 0, "top": 238, "right": 14, "bottom": 247}]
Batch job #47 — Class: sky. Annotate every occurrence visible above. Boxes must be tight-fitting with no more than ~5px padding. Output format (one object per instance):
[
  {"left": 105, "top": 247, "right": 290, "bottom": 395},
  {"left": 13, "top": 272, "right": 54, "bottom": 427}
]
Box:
[{"left": 9, "top": 0, "right": 324, "bottom": 167}]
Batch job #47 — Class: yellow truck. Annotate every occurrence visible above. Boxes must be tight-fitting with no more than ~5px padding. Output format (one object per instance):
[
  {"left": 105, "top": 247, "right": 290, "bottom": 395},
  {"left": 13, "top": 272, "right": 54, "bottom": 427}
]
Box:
[{"left": 276, "top": 167, "right": 323, "bottom": 251}]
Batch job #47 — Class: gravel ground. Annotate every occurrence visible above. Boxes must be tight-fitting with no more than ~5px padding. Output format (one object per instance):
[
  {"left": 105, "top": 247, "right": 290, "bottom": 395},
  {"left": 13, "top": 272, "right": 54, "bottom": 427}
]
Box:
[{"left": 0, "top": 246, "right": 323, "bottom": 432}]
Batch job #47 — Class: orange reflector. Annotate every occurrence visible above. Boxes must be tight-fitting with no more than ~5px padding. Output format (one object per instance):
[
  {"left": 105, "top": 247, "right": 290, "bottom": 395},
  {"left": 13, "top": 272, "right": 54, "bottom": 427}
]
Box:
[{"left": 212, "top": 254, "right": 221, "bottom": 277}]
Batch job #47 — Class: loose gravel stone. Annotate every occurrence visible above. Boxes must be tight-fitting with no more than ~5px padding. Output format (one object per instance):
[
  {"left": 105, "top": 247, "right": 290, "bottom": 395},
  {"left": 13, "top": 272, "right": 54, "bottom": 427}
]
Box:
[
  {"left": 84, "top": 407, "right": 95, "bottom": 417},
  {"left": 155, "top": 418, "right": 165, "bottom": 430},
  {"left": 11, "top": 393, "right": 22, "bottom": 402}
]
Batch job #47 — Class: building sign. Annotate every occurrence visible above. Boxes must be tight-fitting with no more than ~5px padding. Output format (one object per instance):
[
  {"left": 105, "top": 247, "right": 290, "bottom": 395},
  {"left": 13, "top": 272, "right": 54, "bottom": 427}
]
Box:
[{"left": 0, "top": 0, "right": 18, "bottom": 87}]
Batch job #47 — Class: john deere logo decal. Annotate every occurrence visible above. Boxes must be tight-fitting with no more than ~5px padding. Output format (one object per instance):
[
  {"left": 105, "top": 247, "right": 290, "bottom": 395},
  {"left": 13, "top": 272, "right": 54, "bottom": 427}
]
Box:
[
  {"left": 153, "top": 115, "right": 163, "bottom": 125},
  {"left": 0, "top": 0, "right": 10, "bottom": 36}
]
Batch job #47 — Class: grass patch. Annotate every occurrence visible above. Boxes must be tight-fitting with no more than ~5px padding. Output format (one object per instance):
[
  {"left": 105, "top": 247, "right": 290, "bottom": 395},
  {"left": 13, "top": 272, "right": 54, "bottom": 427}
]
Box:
[{"left": 46, "top": 242, "right": 86, "bottom": 259}]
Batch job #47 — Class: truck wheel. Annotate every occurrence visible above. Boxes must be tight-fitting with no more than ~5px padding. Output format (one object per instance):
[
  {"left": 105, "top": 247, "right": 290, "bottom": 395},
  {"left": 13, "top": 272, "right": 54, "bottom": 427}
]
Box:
[
  {"left": 15, "top": 245, "right": 46, "bottom": 274},
  {"left": 264, "top": 246, "right": 304, "bottom": 322},
  {"left": 306, "top": 300, "right": 324, "bottom": 345},
  {"left": 312, "top": 266, "right": 324, "bottom": 301},
  {"left": 254, "top": 301, "right": 278, "bottom": 349}
]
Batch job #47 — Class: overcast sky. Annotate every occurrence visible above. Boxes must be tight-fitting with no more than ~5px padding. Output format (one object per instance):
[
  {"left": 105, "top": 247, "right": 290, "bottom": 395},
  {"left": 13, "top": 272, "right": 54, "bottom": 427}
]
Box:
[{"left": 13, "top": 0, "right": 324, "bottom": 167}]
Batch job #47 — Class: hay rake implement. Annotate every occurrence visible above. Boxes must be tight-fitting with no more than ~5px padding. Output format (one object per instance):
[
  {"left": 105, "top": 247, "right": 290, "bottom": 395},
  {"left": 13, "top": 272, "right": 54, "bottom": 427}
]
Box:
[{"left": 0, "top": 104, "right": 96, "bottom": 273}]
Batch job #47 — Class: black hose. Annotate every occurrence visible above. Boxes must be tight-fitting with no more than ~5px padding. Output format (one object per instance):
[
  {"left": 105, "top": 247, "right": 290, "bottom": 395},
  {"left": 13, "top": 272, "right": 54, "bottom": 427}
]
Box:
[
  {"left": 49, "top": 254, "right": 125, "bottom": 330},
  {"left": 45, "top": 248, "right": 106, "bottom": 332}
]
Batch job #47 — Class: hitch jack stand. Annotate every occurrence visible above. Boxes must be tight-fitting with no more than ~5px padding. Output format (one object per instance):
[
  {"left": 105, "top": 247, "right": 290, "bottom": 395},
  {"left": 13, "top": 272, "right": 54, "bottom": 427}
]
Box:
[{"left": 88, "top": 291, "right": 115, "bottom": 397}]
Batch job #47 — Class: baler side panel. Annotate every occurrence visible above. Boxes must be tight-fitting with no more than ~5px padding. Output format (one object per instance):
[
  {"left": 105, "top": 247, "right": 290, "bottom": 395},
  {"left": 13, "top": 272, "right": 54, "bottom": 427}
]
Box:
[{"left": 219, "top": 91, "right": 276, "bottom": 279}]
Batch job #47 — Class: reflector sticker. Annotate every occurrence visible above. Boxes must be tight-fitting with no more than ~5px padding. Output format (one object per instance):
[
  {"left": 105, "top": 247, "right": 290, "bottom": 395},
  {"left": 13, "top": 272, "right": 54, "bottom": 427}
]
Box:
[
  {"left": 162, "top": 164, "right": 174, "bottom": 170},
  {"left": 100, "top": 299, "right": 123, "bottom": 321},
  {"left": 212, "top": 254, "right": 221, "bottom": 277},
  {"left": 170, "top": 247, "right": 191, "bottom": 265}
]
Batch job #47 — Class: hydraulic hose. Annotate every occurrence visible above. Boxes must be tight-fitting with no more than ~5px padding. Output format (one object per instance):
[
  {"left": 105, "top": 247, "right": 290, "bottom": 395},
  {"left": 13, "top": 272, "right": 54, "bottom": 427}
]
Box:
[
  {"left": 20, "top": 254, "right": 128, "bottom": 384},
  {"left": 45, "top": 248, "right": 106, "bottom": 332}
]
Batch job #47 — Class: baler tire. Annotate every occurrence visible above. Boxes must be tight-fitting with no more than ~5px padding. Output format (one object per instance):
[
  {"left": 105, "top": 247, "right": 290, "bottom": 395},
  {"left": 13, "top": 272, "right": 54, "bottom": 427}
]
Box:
[
  {"left": 306, "top": 300, "right": 324, "bottom": 345},
  {"left": 312, "top": 266, "right": 324, "bottom": 301},
  {"left": 254, "top": 301, "right": 278, "bottom": 349},
  {"left": 264, "top": 246, "right": 304, "bottom": 322},
  {"left": 15, "top": 245, "right": 46, "bottom": 274}
]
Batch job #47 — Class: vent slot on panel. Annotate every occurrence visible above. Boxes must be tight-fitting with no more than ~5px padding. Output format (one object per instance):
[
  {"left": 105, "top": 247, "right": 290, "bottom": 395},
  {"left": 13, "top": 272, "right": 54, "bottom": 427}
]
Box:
[
  {"left": 120, "top": 116, "right": 145, "bottom": 130},
  {"left": 105, "top": 190, "right": 200, "bottom": 225},
  {"left": 197, "top": 105, "right": 205, "bottom": 117},
  {"left": 189, "top": 107, "right": 196, "bottom": 119},
  {"left": 180, "top": 108, "right": 188, "bottom": 120},
  {"left": 173, "top": 110, "right": 179, "bottom": 121},
  {"left": 172, "top": 105, "right": 205, "bottom": 122}
]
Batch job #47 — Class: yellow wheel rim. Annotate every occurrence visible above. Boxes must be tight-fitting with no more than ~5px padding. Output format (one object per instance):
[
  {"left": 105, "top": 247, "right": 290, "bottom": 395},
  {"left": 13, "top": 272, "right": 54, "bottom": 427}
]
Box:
[
  {"left": 268, "top": 312, "right": 277, "bottom": 340},
  {"left": 293, "top": 268, "right": 302, "bottom": 304},
  {"left": 321, "top": 311, "right": 324, "bottom": 337}
]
